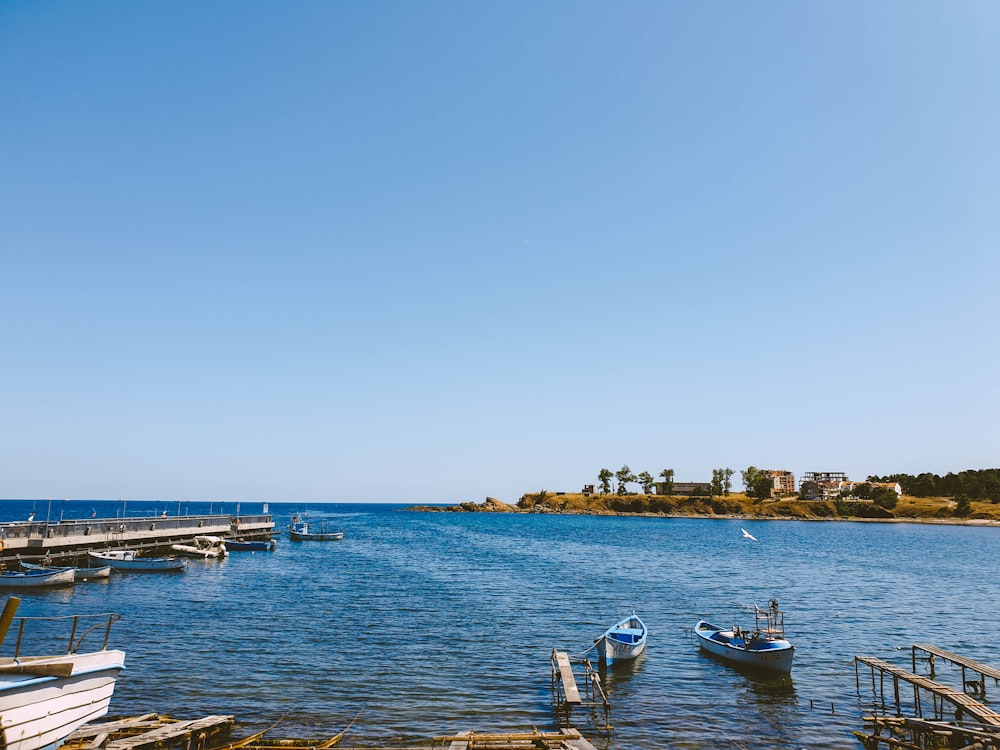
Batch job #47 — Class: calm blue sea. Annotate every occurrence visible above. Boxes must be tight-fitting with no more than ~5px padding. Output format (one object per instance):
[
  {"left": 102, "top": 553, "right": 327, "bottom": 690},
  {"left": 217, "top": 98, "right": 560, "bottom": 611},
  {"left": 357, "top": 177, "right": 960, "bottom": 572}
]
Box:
[{"left": 1, "top": 499, "right": 998, "bottom": 749}]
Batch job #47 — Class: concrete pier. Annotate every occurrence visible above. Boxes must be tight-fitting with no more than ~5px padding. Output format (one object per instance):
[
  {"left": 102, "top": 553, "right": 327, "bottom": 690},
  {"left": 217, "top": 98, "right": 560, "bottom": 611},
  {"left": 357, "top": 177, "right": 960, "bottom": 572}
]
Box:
[{"left": 0, "top": 514, "right": 274, "bottom": 564}]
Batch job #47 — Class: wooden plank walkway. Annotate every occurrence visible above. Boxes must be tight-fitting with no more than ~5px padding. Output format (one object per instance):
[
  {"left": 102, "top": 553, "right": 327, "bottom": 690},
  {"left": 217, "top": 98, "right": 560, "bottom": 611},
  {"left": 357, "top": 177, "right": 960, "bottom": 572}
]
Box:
[
  {"left": 856, "top": 656, "right": 1000, "bottom": 726},
  {"left": 105, "top": 715, "right": 234, "bottom": 750},
  {"left": 436, "top": 728, "right": 597, "bottom": 750},
  {"left": 551, "top": 651, "right": 581, "bottom": 704},
  {"left": 913, "top": 643, "right": 1000, "bottom": 699}
]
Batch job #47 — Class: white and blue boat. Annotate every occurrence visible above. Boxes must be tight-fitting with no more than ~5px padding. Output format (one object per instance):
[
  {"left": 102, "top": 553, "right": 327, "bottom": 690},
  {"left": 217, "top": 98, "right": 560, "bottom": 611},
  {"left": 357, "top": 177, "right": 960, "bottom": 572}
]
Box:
[
  {"left": 0, "top": 596, "right": 126, "bottom": 750},
  {"left": 695, "top": 599, "right": 794, "bottom": 673},
  {"left": 595, "top": 613, "right": 647, "bottom": 665}
]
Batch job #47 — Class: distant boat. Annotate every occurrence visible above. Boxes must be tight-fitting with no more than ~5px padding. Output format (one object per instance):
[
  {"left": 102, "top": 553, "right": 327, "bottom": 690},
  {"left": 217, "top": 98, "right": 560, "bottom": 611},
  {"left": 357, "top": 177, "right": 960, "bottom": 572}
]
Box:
[
  {"left": 0, "top": 596, "right": 126, "bottom": 750},
  {"left": 225, "top": 539, "right": 276, "bottom": 552},
  {"left": 170, "top": 535, "right": 229, "bottom": 559},
  {"left": 288, "top": 518, "right": 344, "bottom": 542},
  {"left": 595, "top": 613, "right": 647, "bottom": 665},
  {"left": 0, "top": 567, "right": 76, "bottom": 589},
  {"left": 694, "top": 599, "right": 794, "bottom": 673},
  {"left": 88, "top": 549, "right": 186, "bottom": 572}
]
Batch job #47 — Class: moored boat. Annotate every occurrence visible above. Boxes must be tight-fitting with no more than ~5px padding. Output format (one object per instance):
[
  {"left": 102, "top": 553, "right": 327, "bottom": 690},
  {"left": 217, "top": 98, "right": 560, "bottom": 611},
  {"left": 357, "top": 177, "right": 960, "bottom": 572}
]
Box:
[
  {"left": 694, "top": 599, "right": 794, "bottom": 673},
  {"left": 18, "top": 557, "right": 112, "bottom": 581},
  {"left": 225, "top": 539, "right": 276, "bottom": 552},
  {"left": 88, "top": 550, "right": 186, "bottom": 572},
  {"left": 595, "top": 613, "right": 647, "bottom": 665},
  {"left": 0, "top": 567, "right": 76, "bottom": 589},
  {"left": 287, "top": 518, "right": 343, "bottom": 541},
  {"left": 170, "top": 535, "right": 228, "bottom": 559},
  {"left": 0, "top": 596, "right": 126, "bottom": 750}
]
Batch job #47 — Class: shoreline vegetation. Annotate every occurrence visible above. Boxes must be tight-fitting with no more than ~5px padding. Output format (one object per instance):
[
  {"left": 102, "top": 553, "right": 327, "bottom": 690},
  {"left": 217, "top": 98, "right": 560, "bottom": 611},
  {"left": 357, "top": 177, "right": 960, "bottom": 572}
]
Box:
[{"left": 406, "top": 492, "right": 1000, "bottom": 525}]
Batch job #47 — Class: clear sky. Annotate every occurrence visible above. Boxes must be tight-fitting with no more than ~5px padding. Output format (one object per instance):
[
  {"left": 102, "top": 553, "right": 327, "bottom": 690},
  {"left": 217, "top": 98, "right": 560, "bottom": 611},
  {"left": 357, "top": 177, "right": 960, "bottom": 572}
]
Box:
[{"left": 1, "top": 1, "right": 997, "bottom": 504}]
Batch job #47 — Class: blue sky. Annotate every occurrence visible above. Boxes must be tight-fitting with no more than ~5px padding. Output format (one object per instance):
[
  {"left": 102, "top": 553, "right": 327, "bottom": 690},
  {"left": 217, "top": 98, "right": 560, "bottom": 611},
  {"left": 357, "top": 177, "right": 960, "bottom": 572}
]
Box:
[{"left": 1, "top": 1, "right": 998, "bottom": 503}]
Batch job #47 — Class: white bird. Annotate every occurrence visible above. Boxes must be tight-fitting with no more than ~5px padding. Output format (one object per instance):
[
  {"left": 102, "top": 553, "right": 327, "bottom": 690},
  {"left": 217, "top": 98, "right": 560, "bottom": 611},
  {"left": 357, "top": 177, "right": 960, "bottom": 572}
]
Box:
[{"left": 741, "top": 527, "right": 758, "bottom": 542}]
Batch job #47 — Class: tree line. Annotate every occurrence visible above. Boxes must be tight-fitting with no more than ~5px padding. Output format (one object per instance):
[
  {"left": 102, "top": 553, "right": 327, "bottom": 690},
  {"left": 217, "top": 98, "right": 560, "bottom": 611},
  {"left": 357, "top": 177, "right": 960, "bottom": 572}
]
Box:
[
  {"left": 868, "top": 468, "right": 1000, "bottom": 503},
  {"left": 596, "top": 466, "right": 742, "bottom": 496}
]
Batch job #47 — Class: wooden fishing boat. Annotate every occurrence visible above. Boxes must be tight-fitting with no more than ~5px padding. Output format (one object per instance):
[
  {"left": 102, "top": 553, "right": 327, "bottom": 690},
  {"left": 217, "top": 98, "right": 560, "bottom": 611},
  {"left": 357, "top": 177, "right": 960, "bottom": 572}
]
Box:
[
  {"left": 0, "top": 596, "right": 126, "bottom": 750},
  {"left": 595, "top": 613, "right": 647, "bottom": 665},
  {"left": 695, "top": 599, "right": 794, "bottom": 673},
  {"left": 224, "top": 539, "right": 276, "bottom": 552},
  {"left": 88, "top": 550, "right": 186, "bottom": 572},
  {"left": 0, "top": 567, "right": 76, "bottom": 589},
  {"left": 287, "top": 519, "right": 343, "bottom": 541},
  {"left": 170, "top": 536, "right": 228, "bottom": 559},
  {"left": 18, "top": 557, "right": 112, "bottom": 581}
]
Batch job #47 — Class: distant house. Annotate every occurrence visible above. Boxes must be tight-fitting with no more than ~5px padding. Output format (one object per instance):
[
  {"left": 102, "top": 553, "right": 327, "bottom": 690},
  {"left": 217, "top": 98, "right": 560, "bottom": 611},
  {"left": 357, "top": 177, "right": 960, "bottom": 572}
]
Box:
[
  {"left": 839, "top": 480, "right": 903, "bottom": 497},
  {"left": 654, "top": 481, "right": 712, "bottom": 496},
  {"left": 581, "top": 484, "right": 595, "bottom": 496}
]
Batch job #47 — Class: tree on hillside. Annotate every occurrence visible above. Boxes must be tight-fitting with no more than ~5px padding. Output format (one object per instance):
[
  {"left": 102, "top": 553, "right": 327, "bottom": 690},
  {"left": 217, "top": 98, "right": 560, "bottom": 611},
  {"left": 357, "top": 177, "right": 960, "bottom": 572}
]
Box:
[
  {"left": 742, "top": 466, "right": 772, "bottom": 501},
  {"left": 637, "top": 471, "right": 655, "bottom": 494},
  {"left": 659, "top": 468, "right": 675, "bottom": 495},
  {"left": 954, "top": 494, "right": 972, "bottom": 517},
  {"left": 871, "top": 486, "right": 899, "bottom": 510},
  {"left": 616, "top": 465, "right": 636, "bottom": 494},
  {"left": 710, "top": 470, "right": 724, "bottom": 497},
  {"left": 598, "top": 468, "right": 613, "bottom": 495},
  {"left": 712, "top": 468, "right": 735, "bottom": 497},
  {"left": 799, "top": 480, "right": 821, "bottom": 499}
]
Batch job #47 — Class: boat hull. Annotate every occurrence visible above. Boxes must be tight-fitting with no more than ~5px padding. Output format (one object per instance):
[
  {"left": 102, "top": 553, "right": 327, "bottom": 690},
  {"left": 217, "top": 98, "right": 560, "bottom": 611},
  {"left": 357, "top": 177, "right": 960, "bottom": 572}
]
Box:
[
  {"left": 225, "top": 540, "right": 275, "bottom": 551},
  {"left": 88, "top": 552, "right": 185, "bottom": 572},
  {"left": 0, "top": 569, "right": 76, "bottom": 589},
  {"left": 0, "top": 649, "right": 126, "bottom": 750},
  {"left": 597, "top": 614, "right": 647, "bottom": 665},
  {"left": 694, "top": 620, "right": 794, "bottom": 673},
  {"left": 288, "top": 530, "right": 344, "bottom": 541}
]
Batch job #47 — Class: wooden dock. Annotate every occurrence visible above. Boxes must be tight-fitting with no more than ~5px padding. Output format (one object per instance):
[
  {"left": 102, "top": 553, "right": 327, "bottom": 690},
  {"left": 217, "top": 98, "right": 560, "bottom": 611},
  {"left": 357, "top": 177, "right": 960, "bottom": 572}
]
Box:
[
  {"left": 549, "top": 651, "right": 609, "bottom": 731},
  {"left": 855, "top": 655, "right": 1000, "bottom": 726},
  {"left": 912, "top": 643, "right": 1000, "bottom": 700},
  {"left": 65, "top": 715, "right": 600, "bottom": 750},
  {"left": 0, "top": 514, "right": 274, "bottom": 565}
]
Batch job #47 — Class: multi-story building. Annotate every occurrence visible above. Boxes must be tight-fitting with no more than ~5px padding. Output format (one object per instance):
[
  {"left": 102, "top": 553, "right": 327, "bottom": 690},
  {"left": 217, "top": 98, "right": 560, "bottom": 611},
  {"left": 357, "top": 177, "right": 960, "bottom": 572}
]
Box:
[
  {"left": 800, "top": 471, "right": 849, "bottom": 499},
  {"left": 762, "top": 469, "right": 796, "bottom": 497}
]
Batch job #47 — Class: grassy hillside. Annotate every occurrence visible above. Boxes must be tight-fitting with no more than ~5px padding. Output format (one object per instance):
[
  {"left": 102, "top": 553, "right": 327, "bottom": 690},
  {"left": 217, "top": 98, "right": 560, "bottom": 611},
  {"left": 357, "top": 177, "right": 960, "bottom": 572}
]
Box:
[{"left": 504, "top": 491, "right": 1000, "bottom": 523}]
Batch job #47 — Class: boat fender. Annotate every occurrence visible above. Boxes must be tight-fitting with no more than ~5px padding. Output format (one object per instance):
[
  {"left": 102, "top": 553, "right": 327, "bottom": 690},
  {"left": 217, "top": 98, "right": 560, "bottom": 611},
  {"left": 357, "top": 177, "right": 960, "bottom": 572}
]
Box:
[{"left": 0, "top": 540, "right": 4, "bottom": 551}]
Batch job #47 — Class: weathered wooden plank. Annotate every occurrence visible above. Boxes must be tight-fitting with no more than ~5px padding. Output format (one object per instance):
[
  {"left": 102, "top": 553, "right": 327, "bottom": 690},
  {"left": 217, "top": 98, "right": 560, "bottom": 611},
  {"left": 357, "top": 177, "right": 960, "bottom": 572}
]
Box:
[
  {"left": 66, "top": 715, "right": 162, "bottom": 741},
  {"left": 106, "top": 715, "right": 233, "bottom": 750},
  {"left": 913, "top": 644, "right": 1000, "bottom": 680},
  {"left": 856, "top": 656, "right": 1000, "bottom": 726},
  {"left": 553, "top": 651, "right": 581, "bottom": 704}
]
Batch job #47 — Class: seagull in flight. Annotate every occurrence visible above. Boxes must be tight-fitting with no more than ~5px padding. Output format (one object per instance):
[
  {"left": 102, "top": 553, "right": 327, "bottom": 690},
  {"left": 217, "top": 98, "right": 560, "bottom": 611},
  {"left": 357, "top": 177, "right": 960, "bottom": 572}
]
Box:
[{"left": 741, "top": 527, "right": 758, "bottom": 542}]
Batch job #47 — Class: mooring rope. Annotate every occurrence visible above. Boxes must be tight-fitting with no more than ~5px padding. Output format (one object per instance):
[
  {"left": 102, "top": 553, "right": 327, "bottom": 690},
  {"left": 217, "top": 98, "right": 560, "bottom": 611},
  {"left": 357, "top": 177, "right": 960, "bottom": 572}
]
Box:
[
  {"left": 329, "top": 704, "right": 365, "bottom": 746},
  {"left": 568, "top": 640, "right": 599, "bottom": 659}
]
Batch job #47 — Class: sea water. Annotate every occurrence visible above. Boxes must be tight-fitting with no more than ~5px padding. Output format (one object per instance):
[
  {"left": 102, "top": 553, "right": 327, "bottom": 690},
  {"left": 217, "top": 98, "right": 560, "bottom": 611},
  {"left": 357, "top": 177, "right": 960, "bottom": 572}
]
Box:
[{"left": 1, "top": 499, "right": 998, "bottom": 749}]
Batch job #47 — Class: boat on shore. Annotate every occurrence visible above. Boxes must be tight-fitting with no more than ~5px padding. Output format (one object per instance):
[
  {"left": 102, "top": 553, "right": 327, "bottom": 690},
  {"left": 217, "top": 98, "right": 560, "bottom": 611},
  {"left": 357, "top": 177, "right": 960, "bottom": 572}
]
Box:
[
  {"left": 287, "top": 518, "right": 344, "bottom": 542},
  {"left": 595, "top": 613, "right": 647, "bottom": 665},
  {"left": 225, "top": 539, "right": 276, "bottom": 552},
  {"left": 170, "top": 536, "right": 229, "bottom": 559},
  {"left": 694, "top": 599, "right": 794, "bottom": 673},
  {"left": 0, "top": 567, "right": 76, "bottom": 589},
  {"left": 0, "top": 596, "right": 126, "bottom": 750},
  {"left": 88, "top": 550, "right": 186, "bottom": 572}
]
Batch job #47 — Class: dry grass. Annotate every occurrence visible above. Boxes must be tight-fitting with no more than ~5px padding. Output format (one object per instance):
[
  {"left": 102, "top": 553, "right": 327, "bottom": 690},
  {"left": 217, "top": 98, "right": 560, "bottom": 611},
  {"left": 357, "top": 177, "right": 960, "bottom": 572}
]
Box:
[{"left": 512, "top": 492, "right": 1000, "bottom": 523}]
